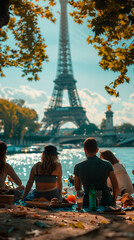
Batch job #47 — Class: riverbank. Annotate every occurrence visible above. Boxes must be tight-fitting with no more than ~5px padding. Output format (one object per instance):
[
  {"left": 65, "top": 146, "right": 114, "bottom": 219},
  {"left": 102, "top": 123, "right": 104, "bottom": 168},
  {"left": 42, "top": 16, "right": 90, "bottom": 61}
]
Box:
[{"left": 0, "top": 204, "right": 134, "bottom": 239}]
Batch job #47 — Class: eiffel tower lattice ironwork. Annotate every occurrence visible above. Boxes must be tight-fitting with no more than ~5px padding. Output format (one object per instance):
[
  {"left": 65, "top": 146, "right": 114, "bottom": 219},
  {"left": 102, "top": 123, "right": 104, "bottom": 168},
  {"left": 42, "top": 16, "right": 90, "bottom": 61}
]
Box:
[{"left": 41, "top": 0, "right": 89, "bottom": 135}]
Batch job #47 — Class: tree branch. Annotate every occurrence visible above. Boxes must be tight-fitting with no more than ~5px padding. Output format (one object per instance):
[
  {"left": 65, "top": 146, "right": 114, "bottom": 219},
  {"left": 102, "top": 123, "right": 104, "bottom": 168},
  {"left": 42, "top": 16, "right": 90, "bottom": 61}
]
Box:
[{"left": 0, "top": 0, "right": 10, "bottom": 28}]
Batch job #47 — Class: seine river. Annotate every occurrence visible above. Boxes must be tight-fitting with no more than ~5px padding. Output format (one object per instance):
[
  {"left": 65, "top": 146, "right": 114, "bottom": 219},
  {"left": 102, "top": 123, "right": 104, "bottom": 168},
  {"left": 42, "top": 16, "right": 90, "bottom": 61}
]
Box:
[{"left": 7, "top": 147, "right": 134, "bottom": 188}]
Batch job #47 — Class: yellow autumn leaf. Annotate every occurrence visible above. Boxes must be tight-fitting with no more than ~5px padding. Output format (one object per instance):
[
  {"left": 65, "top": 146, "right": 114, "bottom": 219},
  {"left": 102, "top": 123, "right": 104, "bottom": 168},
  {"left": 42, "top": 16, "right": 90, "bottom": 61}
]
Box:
[
  {"left": 68, "top": 223, "right": 76, "bottom": 228},
  {"left": 6, "top": 46, "right": 10, "bottom": 51},
  {"left": 59, "top": 223, "right": 67, "bottom": 227},
  {"left": 68, "top": 221, "right": 85, "bottom": 229},
  {"left": 77, "top": 221, "right": 85, "bottom": 229},
  {"left": 101, "top": 220, "right": 107, "bottom": 224},
  {"left": 1, "top": 73, "right": 5, "bottom": 77}
]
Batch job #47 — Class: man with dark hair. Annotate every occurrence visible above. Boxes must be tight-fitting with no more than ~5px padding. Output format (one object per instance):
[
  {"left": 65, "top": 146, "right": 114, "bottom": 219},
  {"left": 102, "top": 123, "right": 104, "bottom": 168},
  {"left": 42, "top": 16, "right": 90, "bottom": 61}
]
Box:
[
  {"left": 74, "top": 137, "right": 118, "bottom": 206},
  {"left": 84, "top": 137, "right": 97, "bottom": 153}
]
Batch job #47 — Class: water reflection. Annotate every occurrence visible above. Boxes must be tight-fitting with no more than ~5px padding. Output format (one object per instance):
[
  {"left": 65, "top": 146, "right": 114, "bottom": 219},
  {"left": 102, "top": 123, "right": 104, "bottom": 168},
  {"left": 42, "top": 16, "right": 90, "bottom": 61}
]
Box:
[{"left": 6, "top": 148, "right": 134, "bottom": 187}]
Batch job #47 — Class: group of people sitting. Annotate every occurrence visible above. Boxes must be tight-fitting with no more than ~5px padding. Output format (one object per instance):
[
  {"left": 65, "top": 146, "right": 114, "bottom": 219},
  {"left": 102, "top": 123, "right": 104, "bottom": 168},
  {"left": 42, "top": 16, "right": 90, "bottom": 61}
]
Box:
[{"left": 0, "top": 138, "right": 133, "bottom": 207}]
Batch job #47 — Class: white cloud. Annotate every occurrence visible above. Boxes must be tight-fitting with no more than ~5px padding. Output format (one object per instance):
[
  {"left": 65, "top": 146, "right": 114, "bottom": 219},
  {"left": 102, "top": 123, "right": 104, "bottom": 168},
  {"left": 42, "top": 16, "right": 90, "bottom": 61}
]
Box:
[
  {"left": 78, "top": 89, "right": 108, "bottom": 125},
  {"left": 80, "top": 89, "right": 107, "bottom": 104},
  {"left": 129, "top": 93, "right": 134, "bottom": 102},
  {"left": 114, "top": 100, "right": 134, "bottom": 126},
  {"left": 0, "top": 84, "right": 49, "bottom": 121},
  {"left": 79, "top": 89, "right": 134, "bottom": 126},
  {"left": 110, "top": 96, "right": 121, "bottom": 103}
]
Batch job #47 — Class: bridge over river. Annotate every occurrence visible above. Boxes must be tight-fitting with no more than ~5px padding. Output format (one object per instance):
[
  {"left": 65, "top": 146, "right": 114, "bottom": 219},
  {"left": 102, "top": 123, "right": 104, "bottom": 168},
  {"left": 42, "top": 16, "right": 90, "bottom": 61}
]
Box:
[
  {"left": 2, "top": 132, "right": 134, "bottom": 147},
  {"left": 48, "top": 134, "right": 116, "bottom": 147},
  {"left": 39, "top": 132, "right": 134, "bottom": 147},
  {"left": 116, "top": 135, "right": 134, "bottom": 147},
  {"left": 49, "top": 134, "right": 103, "bottom": 145}
]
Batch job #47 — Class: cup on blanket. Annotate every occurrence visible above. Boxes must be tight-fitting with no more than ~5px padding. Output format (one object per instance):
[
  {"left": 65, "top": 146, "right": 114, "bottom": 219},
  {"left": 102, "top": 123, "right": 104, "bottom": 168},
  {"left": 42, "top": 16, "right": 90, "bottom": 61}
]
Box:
[{"left": 76, "top": 190, "right": 83, "bottom": 210}]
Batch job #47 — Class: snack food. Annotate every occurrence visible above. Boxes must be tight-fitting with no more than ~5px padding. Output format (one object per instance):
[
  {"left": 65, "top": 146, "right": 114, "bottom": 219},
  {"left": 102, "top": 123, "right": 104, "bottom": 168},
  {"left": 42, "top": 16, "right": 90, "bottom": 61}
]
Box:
[
  {"left": 118, "top": 193, "right": 134, "bottom": 207},
  {"left": 11, "top": 210, "right": 27, "bottom": 217},
  {"left": 9, "top": 206, "right": 28, "bottom": 217},
  {"left": 50, "top": 198, "right": 62, "bottom": 205}
]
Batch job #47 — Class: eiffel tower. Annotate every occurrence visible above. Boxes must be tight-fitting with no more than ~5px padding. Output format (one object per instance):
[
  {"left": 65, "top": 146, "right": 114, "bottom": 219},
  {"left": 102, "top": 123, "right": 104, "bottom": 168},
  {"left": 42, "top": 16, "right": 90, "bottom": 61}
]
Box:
[{"left": 41, "top": 0, "right": 89, "bottom": 135}]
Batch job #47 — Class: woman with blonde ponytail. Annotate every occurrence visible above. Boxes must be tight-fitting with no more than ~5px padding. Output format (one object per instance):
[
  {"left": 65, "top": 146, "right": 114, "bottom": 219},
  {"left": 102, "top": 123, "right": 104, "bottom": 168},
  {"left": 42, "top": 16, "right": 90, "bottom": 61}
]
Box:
[{"left": 22, "top": 145, "right": 62, "bottom": 201}]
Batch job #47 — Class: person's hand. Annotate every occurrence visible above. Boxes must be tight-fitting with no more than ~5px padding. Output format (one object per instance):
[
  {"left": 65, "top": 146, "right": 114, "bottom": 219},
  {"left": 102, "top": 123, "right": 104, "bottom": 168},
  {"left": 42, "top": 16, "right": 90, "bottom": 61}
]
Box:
[
  {"left": 16, "top": 185, "right": 25, "bottom": 191},
  {"left": 62, "top": 197, "right": 69, "bottom": 203}
]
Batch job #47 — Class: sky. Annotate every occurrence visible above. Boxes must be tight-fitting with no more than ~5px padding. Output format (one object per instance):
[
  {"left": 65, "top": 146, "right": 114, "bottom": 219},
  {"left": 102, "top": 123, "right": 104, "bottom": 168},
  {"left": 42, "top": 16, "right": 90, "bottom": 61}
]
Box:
[{"left": 0, "top": 1, "right": 134, "bottom": 128}]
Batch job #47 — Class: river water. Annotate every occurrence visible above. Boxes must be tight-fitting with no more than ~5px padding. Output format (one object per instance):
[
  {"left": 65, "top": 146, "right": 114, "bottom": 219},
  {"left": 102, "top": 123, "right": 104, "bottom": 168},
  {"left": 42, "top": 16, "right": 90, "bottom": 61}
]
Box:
[{"left": 7, "top": 147, "right": 134, "bottom": 188}]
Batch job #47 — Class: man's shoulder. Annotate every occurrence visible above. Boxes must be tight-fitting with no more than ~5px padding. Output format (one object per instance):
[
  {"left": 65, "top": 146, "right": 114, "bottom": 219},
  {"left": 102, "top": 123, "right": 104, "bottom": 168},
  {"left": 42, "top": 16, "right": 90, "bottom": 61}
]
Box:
[
  {"left": 95, "top": 156, "right": 113, "bottom": 167},
  {"left": 98, "top": 157, "right": 113, "bottom": 170},
  {"left": 97, "top": 156, "right": 110, "bottom": 163},
  {"left": 75, "top": 159, "right": 87, "bottom": 168}
]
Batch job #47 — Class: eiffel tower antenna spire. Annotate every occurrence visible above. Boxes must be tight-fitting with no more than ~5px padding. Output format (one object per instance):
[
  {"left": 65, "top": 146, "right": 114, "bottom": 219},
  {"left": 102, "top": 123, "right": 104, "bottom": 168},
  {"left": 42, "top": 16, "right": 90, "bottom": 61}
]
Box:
[
  {"left": 41, "top": 0, "right": 89, "bottom": 135},
  {"left": 57, "top": 0, "right": 73, "bottom": 77}
]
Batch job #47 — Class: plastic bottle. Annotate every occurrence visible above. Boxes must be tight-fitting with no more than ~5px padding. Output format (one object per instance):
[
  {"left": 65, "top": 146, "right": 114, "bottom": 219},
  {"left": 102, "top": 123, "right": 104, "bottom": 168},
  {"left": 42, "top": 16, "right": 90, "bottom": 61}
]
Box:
[{"left": 89, "top": 184, "right": 96, "bottom": 211}]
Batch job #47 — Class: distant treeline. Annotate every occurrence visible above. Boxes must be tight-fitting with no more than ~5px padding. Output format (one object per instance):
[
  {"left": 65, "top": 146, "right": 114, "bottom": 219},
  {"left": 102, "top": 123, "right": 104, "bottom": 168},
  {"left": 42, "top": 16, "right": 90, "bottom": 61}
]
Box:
[{"left": 0, "top": 98, "right": 40, "bottom": 139}]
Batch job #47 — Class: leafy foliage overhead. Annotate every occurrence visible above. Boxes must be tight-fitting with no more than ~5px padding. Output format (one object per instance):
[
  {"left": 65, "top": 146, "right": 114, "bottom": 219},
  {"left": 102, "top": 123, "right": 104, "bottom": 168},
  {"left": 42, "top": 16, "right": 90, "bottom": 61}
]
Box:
[
  {"left": 0, "top": 0, "right": 56, "bottom": 81},
  {"left": 69, "top": 0, "right": 134, "bottom": 96},
  {"left": 0, "top": 0, "right": 133, "bottom": 96}
]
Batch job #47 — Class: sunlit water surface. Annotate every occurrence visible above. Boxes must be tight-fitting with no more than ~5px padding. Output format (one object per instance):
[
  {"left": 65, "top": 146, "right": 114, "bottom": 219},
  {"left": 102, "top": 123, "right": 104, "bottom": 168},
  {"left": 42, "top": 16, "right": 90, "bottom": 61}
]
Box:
[{"left": 7, "top": 147, "right": 134, "bottom": 188}]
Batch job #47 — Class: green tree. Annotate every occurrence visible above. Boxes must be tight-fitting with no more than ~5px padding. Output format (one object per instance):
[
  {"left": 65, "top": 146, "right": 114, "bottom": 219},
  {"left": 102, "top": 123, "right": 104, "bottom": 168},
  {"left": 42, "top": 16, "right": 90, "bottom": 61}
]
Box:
[
  {"left": 11, "top": 99, "right": 25, "bottom": 108},
  {"left": 0, "top": 99, "right": 40, "bottom": 138},
  {"left": 73, "top": 123, "right": 100, "bottom": 135},
  {"left": 20, "top": 107, "right": 40, "bottom": 135},
  {"left": 115, "top": 123, "right": 134, "bottom": 133}
]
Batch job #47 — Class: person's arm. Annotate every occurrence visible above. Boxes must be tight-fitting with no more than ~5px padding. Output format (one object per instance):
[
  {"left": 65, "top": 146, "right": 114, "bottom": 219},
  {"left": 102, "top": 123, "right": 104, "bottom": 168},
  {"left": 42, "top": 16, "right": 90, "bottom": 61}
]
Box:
[
  {"left": 22, "top": 166, "right": 35, "bottom": 199},
  {"left": 109, "top": 171, "right": 119, "bottom": 205},
  {"left": 57, "top": 163, "right": 62, "bottom": 196},
  {"left": 6, "top": 163, "right": 22, "bottom": 187},
  {"left": 74, "top": 164, "right": 82, "bottom": 191},
  {"left": 74, "top": 175, "right": 82, "bottom": 191}
]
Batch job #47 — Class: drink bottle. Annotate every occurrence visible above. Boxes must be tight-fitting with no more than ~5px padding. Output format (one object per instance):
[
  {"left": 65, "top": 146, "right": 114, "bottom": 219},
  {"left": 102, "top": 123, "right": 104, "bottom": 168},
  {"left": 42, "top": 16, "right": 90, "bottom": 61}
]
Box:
[{"left": 89, "top": 184, "right": 96, "bottom": 211}]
